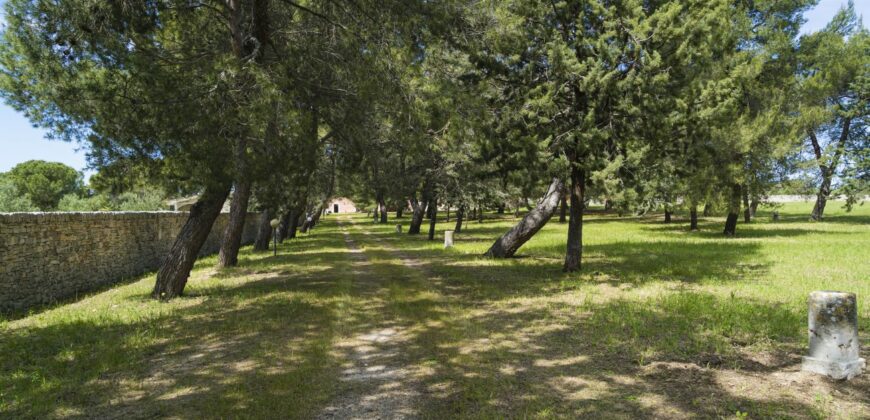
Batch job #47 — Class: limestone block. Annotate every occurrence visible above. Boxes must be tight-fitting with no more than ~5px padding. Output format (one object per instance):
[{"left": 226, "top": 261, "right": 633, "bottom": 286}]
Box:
[{"left": 802, "top": 291, "right": 865, "bottom": 380}]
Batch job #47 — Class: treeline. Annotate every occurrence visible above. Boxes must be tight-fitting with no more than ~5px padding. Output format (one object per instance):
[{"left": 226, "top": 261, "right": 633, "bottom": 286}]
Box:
[
  {"left": 0, "top": 160, "right": 166, "bottom": 212},
  {"left": 0, "top": 0, "right": 866, "bottom": 300}
]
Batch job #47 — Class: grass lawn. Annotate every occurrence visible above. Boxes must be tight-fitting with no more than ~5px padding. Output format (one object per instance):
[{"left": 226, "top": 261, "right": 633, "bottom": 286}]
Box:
[{"left": 1, "top": 201, "right": 868, "bottom": 418}]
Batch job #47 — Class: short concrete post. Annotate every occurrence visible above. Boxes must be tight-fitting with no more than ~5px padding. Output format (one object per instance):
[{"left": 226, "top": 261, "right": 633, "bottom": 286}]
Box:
[
  {"left": 444, "top": 230, "right": 454, "bottom": 248},
  {"left": 396, "top": 224, "right": 402, "bottom": 233},
  {"left": 801, "top": 291, "right": 865, "bottom": 380}
]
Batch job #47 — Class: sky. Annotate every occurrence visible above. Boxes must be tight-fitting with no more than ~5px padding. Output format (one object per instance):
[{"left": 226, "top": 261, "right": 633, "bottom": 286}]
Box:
[{"left": 0, "top": 0, "right": 867, "bottom": 182}]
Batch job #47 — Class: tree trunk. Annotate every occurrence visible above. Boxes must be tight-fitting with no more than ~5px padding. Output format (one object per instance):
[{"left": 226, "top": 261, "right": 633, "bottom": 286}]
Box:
[
  {"left": 808, "top": 119, "right": 850, "bottom": 221},
  {"left": 396, "top": 206, "right": 403, "bottom": 218},
  {"left": 664, "top": 208, "right": 672, "bottom": 224},
  {"left": 749, "top": 200, "right": 759, "bottom": 218},
  {"left": 811, "top": 175, "right": 832, "bottom": 221},
  {"left": 217, "top": 179, "right": 252, "bottom": 267},
  {"left": 277, "top": 211, "right": 291, "bottom": 243},
  {"left": 427, "top": 197, "right": 438, "bottom": 241},
  {"left": 497, "top": 204, "right": 505, "bottom": 214},
  {"left": 703, "top": 202, "right": 712, "bottom": 217},
  {"left": 446, "top": 205, "right": 450, "bottom": 222},
  {"left": 288, "top": 206, "right": 302, "bottom": 239},
  {"left": 454, "top": 206, "right": 465, "bottom": 233},
  {"left": 742, "top": 188, "right": 751, "bottom": 223},
  {"left": 478, "top": 207, "right": 484, "bottom": 223},
  {"left": 408, "top": 196, "right": 426, "bottom": 235},
  {"left": 253, "top": 209, "right": 272, "bottom": 252},
  {"left": 379, "top": 199, "right": 388, "bottom": 224},
  {"left": 689, "top": 204, "right": 699, "bottom": 231},
  {"left": 724, "top": 184, "right": 741, "bottom": 236},
  {"left": 152, "top": 183, "right": 231, "bottom": 300},
  {"left": 484, "top": 178, "right": 564, "bottom": 258},
  {"left": 563, "top": 167, "right": 585, "bottom": 272},
  {"left": 372, "top": 203, "right": 379, "bottom": 223},
  {"left": 559, "top": 195, "right": 568, "bottom": 223}
]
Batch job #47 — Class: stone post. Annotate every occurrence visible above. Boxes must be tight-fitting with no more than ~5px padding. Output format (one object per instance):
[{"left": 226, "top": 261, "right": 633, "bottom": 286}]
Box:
[
  {"left": 801, "top": 291, "right": 865, "bottom": 380},
  {"left": 444, "top": 230, "right": 454, "bottom": 248},
  {"left": 396, "top": 224, "right": 402, "bottom": 233}
]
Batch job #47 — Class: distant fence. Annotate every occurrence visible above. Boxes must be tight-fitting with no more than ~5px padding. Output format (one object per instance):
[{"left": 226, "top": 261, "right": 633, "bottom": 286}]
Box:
[{"left": 0, "top": 212, "right": 262, "bottom": 313}]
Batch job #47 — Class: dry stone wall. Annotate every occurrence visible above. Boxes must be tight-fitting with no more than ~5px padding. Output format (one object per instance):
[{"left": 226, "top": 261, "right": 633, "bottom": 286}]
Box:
[{"left": 0, "top": 212, "right": 262, "bottom": 313}]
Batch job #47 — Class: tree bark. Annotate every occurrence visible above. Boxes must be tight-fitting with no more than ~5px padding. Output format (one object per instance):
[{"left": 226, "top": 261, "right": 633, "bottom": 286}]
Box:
[
  {"left": 379, "top": 199, "right": 388, "bottom": 224},
  {"left": 217, "top": 179, "right": 252, "bottom": 267},
  {"left": 703, "top": 202, "right": 712, "bottom": 217},
  {"left": 484, "top": 178, "right": 563, "bottom": 258},
  {"left": 288, "top": 206, "right": 302, "bottom": 239},
  {"left": 277, "top": 211, "right": 291, "bottom": 242},
  {"left": 664, "top": 208, "right": 672, "bottom": 224},
  {"left": 809, "top": 119, "right": 850, "bottom": 221},
  {"left": 396, "top": 206, "right": 403, "bottom": 218},
  {"left": 153, "top": 183, "right": 231, "bottom": 300},
  {"left": 749, "top": 200, "right": 759, "bottom": 218},
  {"left": 559, "top": 193, "right": 568, "bottom": 223},
  {"left": 454, "top": 206, "right": 465, "bottom": 233},
  {"left": 723, "top": 183, "right": 741, "bottom": 236},
  {"left": 253, "top": 209, "right": 272, "bottom": 252},
  {"left": 446, "top": 206, "right": 450, "bottom": 222},
  {"left": 427, "top": 197, "right": 438, "bottom": 241},
  {"left": 563, "top": 167, "right": 585, "bottom": 272},
  {"left": 408, "top": 195, "right": 426, "bottom": 234},
  {"left": 689, "top": 204, "right": 699, "bottom": 231},
  {"left": 497, "top": 204, "right": 505, "bottom": 214},
  {"left": 478, "top": 207, "right": 484, "bottom": 223}
]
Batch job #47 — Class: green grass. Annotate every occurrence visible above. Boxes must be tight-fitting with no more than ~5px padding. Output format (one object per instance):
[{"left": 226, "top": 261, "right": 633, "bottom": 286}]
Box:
[{"left": 2, "top": 201, "right": 868, "bottom": 418}]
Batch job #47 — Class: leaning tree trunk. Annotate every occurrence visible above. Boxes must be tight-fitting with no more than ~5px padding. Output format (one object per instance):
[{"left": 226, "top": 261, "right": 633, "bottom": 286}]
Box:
[
  {"left": 153, "top": 183, "right": 231, "bottom": 300},
  {"left": 217, "top": 179, "right": 252, "bottom": 267},
  {"left": 408, "top": 196, "right": 427, "bottom": 234},
  {"left": 809, "top": 119, "right": 850, "bottom": 221},
  {"left": 723, "top": 184, "right": 741, "bottom": 236},
  {"left": 689, "top": 204, "right": 699, "bottom": 231},
  {"left": 742, "top": 188, "right": 751, "bottom": 223},
  {"left": 454, "top": 206, "right": 465, "bottom": 233},
  {"left": 484, "top": 178, "right": 564, "bottom": 258},
  {"left": 253, "top": 209, "right": 272, "bottom": 252},
  {"left": 427, "top": 197, "right": 438, "bottom": 241},
  {"left": 563, "top": 168, "right": 585, "bottom": 272}
]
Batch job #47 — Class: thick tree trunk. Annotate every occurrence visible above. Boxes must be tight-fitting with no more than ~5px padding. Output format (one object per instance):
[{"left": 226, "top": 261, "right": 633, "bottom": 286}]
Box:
[
  {"left": 559, "top": 194, "right": 568, "bottom": 223},
  {"left": 811, "top": 176, "right": 832, "bottom": 221},
  {"left": 454, "top": 206, "right": 465, "bottom": 233},
  {"left": 408, "top": 196, "right": 426, "bottom": 235},
  {"left": 153, "top": 183, "right": 231, "bottom": 300},
  {"left": 664, "top": 208, "right": 672, "bottom": 224},
  {"left": 689, "top": 204, "right": 699, "bottom": 231},
  {"left": 703, "top": 202, "right": 712, "bottom": 217},
  {"left": 288, "top": 206, "right": 302, "bottom": 239},
  {"left": 378, "top": 197, "right": 387, "bottom": 223},
  {"left": 217, "top": 179, "right": 252, "bottom": 267},
  {"left": 497, "top": 205, "right": 505, "bottom": 214},
  {"left": 484, "top": 178, "right": 564, "bottom": 258},
  {"left": 749, "top": 200, "right": 759, "bottom": 218},
  {"left": 742, "top": 188, "right": 751, "bottom": 223},
  {"left": 563, "top": 168, "right": 585, "bottom": 272},
  {"left": 277, "top": 211, "right": 291, "bottom": 243},
  {"left": 427, "top": 197, "right": 438, "bottom": 241},
  {"left": 724, "top": 184, "right": 741, "bottom": 236},
  {"left": 253, "top": 209, "right": 272, "bottom": 252}
]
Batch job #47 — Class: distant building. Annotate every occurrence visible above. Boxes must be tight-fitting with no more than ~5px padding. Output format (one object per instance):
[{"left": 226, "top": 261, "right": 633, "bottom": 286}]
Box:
[{"left": 326, "top": 197, "right": 357, "bottom": 214}]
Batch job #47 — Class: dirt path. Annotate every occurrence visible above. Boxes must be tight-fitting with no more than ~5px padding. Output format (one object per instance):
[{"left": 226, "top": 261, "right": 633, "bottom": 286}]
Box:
[{"left": 317, "top": 218, "right": 423, "bottom": 419}]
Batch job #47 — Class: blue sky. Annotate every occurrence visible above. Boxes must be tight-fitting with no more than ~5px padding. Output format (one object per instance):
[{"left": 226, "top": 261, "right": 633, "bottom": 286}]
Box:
[{"left": 0, "top": 0, "right": 867, "bottom": 181}]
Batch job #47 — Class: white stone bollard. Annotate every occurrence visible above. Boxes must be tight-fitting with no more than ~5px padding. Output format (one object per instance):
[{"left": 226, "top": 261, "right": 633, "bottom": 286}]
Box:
[
  {"left": 396, "top": 224, "right": 402, "bottom": 233},
  {"left": 444, "top": 230, "right": 454, "bottom": 248},
  {"left": 801, "top": 291, "right": 865, "bottom": 380}
]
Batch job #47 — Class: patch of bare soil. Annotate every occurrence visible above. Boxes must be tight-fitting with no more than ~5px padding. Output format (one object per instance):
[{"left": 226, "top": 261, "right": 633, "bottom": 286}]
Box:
[{"left": 316, "top": 220, "right": 423, "bottom": 419}]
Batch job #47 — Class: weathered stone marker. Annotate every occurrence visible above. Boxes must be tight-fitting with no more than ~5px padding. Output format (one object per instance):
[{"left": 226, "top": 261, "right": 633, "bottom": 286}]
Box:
[
  {"left": 444, "top": 230, "right": 454, "bottom": 248},
  {"left": 396, "top": 224, "right": 402, "bottom": 233},
  {"left": 801, "top": 291, "right": 865, "bottom": 380}
]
